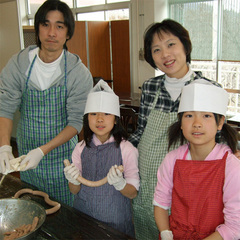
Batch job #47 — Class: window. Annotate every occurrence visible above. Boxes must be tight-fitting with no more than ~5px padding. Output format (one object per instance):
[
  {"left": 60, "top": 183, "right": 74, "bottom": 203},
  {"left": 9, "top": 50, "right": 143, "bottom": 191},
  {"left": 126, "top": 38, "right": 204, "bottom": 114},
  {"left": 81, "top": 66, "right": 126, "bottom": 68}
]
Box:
[
  {"left": 77, "top": 9, "right": 129, "bottom": 21},
  {"left": 76, "top": 0, "right": 128, "bottom": 8},
  {"left": 76, "top": 0, "right": 105, "bottom": 8},
  {"left": 76, "top": 0, "right": 128, "bottom": 7},
  {"left": 75, "top": 1, "right": 129, "bottom": 21},
  {"left": 26, "top": 0, "right": 129, "bottom": 23},
  {"left": 27, "top": 0, "right": 73, "bottom": 19},
  {"left": 169, "top": 0, "right": 240, "bottom": 115}
]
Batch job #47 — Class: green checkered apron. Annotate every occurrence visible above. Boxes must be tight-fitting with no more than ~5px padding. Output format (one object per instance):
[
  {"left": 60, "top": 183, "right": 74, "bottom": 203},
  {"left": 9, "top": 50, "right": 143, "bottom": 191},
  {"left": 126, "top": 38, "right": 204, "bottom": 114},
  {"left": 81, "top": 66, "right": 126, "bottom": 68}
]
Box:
[
  {"left": 132, "top": 88, "right": 178, "bottom": 240},
  {"left": 17, "top": 53, "right": 77, "bottom": 206}
]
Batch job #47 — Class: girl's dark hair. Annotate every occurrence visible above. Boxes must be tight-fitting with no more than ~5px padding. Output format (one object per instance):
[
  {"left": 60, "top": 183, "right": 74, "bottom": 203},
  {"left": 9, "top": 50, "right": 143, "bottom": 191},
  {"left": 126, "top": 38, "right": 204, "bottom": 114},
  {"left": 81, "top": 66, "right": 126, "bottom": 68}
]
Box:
[
  {"left": 144, "top": 19, "right": 192, "bottom": 69},
  {"left": 34, "top": 0, "right": 75, "bottom": 50},
  {"left": 168, "top": 113, "right": 238, "bottom": 153},
  {"left": 83, "top": 114, "right": 128, "bottom": 148}
]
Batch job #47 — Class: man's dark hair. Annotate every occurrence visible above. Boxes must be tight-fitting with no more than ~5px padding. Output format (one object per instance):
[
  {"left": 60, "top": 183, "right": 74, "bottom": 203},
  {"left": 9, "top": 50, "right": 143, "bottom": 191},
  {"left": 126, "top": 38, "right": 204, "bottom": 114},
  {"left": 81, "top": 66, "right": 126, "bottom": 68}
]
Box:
[{"left": 34, "top": 0, "right": 75, "bottom": 50}]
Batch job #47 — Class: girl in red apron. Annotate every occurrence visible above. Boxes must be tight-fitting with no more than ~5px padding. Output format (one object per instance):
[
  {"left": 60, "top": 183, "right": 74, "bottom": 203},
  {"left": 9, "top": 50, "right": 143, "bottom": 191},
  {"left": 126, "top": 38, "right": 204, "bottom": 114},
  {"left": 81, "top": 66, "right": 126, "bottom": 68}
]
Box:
[{"left": 154, "top": 83, "right": 240, "bottom": 239}]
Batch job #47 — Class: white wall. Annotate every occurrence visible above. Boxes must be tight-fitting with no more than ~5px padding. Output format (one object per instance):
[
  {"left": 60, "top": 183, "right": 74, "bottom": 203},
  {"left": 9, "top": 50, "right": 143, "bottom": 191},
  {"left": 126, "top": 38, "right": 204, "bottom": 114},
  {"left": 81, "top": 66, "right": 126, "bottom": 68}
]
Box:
[
  {"left": 130, "top": 0, "right": 168, "bottom": 96},
  {"left": 0, "top": 0, "right": 24, "bottom": 138},
  {"left": 0, "top": 0, "right": 23, "bottom": 71}
]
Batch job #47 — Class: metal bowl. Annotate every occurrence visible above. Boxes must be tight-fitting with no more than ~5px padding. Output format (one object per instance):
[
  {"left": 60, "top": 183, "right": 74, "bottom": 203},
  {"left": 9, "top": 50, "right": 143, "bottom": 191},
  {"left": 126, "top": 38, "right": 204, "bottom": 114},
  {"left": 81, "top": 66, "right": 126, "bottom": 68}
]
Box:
[{"left": 0, "top": 198, "right": 46, "bottom": 240}]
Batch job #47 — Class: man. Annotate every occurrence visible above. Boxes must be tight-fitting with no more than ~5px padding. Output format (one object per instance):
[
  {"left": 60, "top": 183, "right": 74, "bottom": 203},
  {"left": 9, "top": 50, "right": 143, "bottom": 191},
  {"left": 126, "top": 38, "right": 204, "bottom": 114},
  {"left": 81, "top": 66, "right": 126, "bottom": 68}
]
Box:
[{"left": 0, "top": 0, "right": 92, "bottom": 206}]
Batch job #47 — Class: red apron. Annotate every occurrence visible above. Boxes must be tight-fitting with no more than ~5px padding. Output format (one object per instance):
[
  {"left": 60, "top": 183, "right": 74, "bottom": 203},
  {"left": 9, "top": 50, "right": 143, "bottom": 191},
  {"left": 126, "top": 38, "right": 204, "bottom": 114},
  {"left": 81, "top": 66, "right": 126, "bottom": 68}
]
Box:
[{"left": 169, "top": 150, "right": 227, "bottom": 240}]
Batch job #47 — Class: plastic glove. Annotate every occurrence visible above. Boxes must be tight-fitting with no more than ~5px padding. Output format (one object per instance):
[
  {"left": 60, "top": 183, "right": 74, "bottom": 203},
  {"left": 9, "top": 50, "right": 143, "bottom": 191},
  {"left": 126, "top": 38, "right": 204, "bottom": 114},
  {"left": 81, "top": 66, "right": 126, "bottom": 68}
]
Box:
[
  {"left": 20, "top": 148, "right": 44, "bottom": 170},
  {"left": 161, "top": 230, "right": 173, "bottom": 240},
  {"left": 107, "top": 165, "right": 126, "bottom": 191},
  {"left": 0, "top": 145, "right": 14, "bottom": 174},
  {"left": 10, "top": 155, "right": 27, "bottom": 172},
  {"left": 64, "top": 163, "right": 81, "bottom": 185}
]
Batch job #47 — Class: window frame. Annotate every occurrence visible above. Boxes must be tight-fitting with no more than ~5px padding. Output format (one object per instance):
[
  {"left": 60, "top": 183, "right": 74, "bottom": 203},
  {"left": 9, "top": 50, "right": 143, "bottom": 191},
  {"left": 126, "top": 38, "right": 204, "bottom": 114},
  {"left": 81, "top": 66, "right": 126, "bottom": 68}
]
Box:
[
  {"left": 169, "top": 0, "right": 240, "bottom": 114},
  {"left": 25, "top": 0, "right": 130, "bottom": 22}
]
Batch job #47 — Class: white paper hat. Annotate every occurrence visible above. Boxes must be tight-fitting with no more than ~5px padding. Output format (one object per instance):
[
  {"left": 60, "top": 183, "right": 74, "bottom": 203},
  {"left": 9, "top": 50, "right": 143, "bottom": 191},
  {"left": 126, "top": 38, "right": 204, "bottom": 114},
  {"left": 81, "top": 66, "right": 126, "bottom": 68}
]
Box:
[
  {"left": 84, "top": 79, "right": 120, "bottom": 117},
  {"left": 178, "top": 82, "right": 228, "bottom": 116}
]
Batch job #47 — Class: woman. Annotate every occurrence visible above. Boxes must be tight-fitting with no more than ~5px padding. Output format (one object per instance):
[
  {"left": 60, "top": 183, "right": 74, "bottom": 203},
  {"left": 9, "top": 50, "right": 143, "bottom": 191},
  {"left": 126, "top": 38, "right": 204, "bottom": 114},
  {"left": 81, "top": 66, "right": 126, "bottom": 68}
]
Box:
[{"left": 128, "top": 19, "right": 221, "bottom": 240}]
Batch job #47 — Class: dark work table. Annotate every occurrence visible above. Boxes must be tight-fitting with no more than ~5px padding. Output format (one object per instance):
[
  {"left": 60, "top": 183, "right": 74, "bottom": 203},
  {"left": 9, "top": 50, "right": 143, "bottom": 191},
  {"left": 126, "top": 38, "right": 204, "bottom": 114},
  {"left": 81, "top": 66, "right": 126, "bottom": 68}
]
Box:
[{"left": 0, "top": 173, "right": 135, "bottom": 240}]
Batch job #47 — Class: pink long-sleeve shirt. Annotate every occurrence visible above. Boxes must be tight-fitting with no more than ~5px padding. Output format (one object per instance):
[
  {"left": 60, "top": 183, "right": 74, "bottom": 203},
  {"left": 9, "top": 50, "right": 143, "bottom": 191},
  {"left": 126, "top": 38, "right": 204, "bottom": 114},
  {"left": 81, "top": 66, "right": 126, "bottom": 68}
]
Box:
[
  {"left": 72, "top": 134, "right": 140, "bottom": 191},
  {"left": 153, "top": 143, "right": 240, "bottom": 239}
]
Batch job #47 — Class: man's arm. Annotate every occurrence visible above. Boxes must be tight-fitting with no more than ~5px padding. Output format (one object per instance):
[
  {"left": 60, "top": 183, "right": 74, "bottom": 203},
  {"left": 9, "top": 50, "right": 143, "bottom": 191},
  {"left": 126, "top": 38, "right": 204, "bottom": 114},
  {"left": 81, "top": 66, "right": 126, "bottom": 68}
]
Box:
[
  {"left": 0, "top": 117, "right": 13, "bottom": 146},
  {"left": 40, "top": 125, "right": 78, "bottom": 155},
  {"left": 0, "top": 117, "right": 14, "bottom": 173},
  {"left": 20, "top": 125, "right": 78, "bottom": 170}
]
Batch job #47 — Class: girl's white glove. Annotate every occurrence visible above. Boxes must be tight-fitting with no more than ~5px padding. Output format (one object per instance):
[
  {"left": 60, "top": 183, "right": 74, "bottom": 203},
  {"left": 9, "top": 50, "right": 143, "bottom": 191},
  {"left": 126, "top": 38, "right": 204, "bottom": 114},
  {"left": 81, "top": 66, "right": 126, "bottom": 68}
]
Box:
[
  {"left": 64, "top": 163, "right": 81, "bottom": 185},
  {"left": 107, "top": 165, "right": 126, "bottom": 191},
  {"left": 0, "top": 145, "right": 14, "bottom": 174},
  {"left": 20, "top": 148, "right": 44, "bottom": 170},
  {"left": 161, "top": 230, "right": 173, "bottom": 240}
]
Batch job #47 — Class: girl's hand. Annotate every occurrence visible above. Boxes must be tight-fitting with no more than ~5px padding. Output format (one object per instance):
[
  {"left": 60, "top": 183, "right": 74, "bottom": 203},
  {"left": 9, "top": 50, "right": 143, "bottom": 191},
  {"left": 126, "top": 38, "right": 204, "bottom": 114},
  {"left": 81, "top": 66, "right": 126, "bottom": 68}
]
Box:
[
  {"left": 64, "top": 163, "right": 81, "bottom": 185},
  {"left": 161, "top": 230, "right": 173, "bottom": 240},
  {"left": 107, "top": 165, "right": 126, "bottom": 191}
]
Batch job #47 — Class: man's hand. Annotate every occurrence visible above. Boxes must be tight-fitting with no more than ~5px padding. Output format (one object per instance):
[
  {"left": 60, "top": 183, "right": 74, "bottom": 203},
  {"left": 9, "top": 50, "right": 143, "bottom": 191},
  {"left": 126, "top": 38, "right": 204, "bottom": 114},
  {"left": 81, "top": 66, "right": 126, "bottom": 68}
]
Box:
[
  {"left": 20, "top": 148, "right": 44, "bottom": 170},
  {"left": 0, "top": 145, "right": 14, "bottom": 174}
]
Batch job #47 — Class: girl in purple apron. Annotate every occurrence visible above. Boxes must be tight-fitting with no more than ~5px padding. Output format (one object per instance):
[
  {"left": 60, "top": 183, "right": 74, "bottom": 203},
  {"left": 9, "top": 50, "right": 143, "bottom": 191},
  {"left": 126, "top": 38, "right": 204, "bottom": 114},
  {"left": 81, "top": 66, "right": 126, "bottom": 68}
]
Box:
[
  {"left": 64, "top": 80, "right": 140, "bottom": 237},
  {"left": 154, "top": 83, "right": 240, "bottom": 239}
]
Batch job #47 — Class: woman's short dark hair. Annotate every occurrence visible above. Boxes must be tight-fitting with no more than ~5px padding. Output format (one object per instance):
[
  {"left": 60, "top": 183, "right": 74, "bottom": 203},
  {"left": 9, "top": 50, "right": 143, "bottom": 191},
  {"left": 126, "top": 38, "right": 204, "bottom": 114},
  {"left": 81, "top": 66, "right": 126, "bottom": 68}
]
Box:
[
  {"left": 34, "top": 0, "right": 75, "bottom": 50},
  {"left": 144, "top": 19, "right": 192, "bottom": 69}
]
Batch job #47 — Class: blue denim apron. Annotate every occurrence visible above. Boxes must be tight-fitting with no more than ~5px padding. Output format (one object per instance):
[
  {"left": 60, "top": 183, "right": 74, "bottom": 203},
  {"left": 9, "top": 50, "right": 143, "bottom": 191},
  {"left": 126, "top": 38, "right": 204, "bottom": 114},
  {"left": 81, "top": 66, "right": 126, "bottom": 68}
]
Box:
[{"left": 74, "top": 141, "right": 134, "bottom": 237}]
